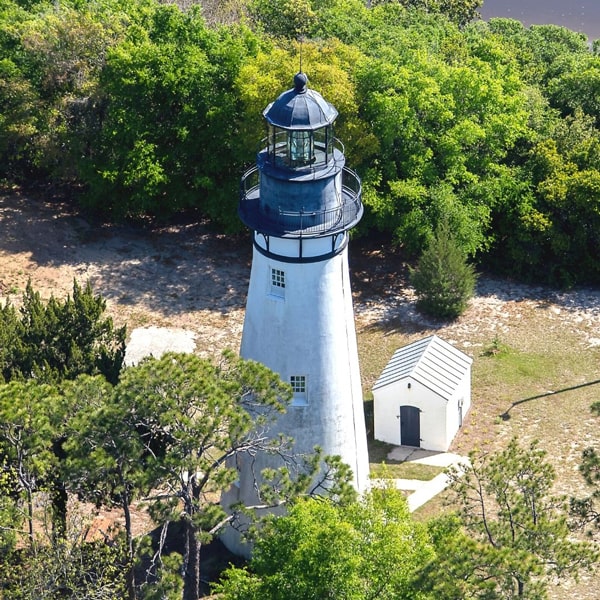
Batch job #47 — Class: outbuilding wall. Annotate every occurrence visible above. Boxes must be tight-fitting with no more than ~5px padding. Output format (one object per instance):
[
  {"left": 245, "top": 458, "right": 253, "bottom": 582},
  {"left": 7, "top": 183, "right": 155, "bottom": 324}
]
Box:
[{"left": 374, "top": 377, "right": 451, "bottom": 451}]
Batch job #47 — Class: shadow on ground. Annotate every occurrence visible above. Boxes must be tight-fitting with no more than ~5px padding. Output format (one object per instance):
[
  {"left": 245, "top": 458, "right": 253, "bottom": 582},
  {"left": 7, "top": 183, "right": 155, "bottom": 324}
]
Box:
[{"left": 0, "top": 191, "right": 251, "bottom": 316}]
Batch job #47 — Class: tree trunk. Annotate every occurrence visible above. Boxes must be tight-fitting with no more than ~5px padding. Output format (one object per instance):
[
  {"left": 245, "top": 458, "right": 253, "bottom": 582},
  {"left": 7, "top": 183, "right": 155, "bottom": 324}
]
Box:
[
  {"left": 122, "top": 490, "right": 137, "bottom": 600},
  {"left": 182, "top": 517, "right": 201, "bottom": 600},
  {"left": 27, "top": 488, "right": 34, "bottom": 546},
  {"left": 51, "top": 437, "right": 68, "bottom": 540},
  {"left": 50, "top": 482, "right": 67, "bottom": 541}
]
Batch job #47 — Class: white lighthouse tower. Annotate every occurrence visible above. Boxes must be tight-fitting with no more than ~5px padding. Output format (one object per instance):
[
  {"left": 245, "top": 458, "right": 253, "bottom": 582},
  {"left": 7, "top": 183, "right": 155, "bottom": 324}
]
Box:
[{"left": 222, "top": 73, "right": 369, "bottom": 552}]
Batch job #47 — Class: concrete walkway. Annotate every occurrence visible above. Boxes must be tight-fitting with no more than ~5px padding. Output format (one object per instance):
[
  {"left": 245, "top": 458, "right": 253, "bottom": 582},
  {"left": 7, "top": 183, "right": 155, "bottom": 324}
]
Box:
[
  {"left": 383, "top": 446, "right": 470, "bottom": 512},
  {"left": 124, "top": 326, "right": 196, "bottom": 366}
]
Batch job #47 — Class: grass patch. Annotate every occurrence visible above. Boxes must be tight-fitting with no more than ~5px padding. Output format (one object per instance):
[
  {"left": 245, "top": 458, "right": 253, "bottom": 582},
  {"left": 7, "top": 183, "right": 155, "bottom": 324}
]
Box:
[
  {"left": 370, "top": 462, "right": 443, "bottom": 480},
  {"left": 477, "top": 343, "right": 564, "bottom": 388},
  {"left": 412, "top": 488, "right": 453, "bottom": 522},
  {"left": 368, "top": 438, "right": 396, "bottom": 464}
]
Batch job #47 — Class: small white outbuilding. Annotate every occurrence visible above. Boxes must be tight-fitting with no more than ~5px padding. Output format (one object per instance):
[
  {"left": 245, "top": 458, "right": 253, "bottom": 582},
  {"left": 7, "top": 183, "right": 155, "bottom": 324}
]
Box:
[{"left": 373, "top": 335, "right": 472, "bottom": 452}]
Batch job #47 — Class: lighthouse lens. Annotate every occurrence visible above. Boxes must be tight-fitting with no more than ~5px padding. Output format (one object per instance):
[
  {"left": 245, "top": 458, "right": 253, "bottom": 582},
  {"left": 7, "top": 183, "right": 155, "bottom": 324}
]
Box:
[{"left": 289, "top": 130, "right": 313, "bottom": 167}]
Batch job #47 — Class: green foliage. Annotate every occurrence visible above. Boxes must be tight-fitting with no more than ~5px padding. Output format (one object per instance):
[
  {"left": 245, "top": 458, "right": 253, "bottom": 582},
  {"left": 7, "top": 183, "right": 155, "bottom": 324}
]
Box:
[
  {"left": 0, "top": 0, "right": 131, "bottom": 180},
  {"left": 370, "top": 0, "right": 483, "bottom": 27},
  {"left": 0, "top": 280, "right": 125, "bottom": 384},
  {"left": 423, "top": 439, "right": 599, "bottom": 598},
  {"left": 0, "top": 458, "right": 22, "bottom": 554},
  {"left": 65, "top": 351, "right": 299, "bottom": 600},
  {"left": 62, "top": 372, "right": 141, "bottom": 584},
  {"left": 410, "top": 220, "right": 477, "bottom": 319},
  {"left": 355, "top": 10, "right": 529, "bottom": 257},
  {"left": 481, "top": 333, "right": 509, "bottom": 357},
  {"left": 117, "top": 351, "right": 293, "bottom": 599},
  {"left": 139, "top": 551, "right": 184, "bottom": 600},
  {"left": 0, "top": 380, "right": 63, "bottom": 543},
  {"left": 485, "top": 20, "right": 590, "bottom": 87},
  {"left": 215, "top": 487, "right": 435, "bottom": 600},
  {"left": 79, "top": 4, "right": 259, "bottom": 225},
  {"left": 0, "top": 505, "right": 128, "bottom": 600},
  {"left": 489, "top": 110, "right": 600, "bottom": 285},
  {"left": 0, "top": 342, "right": 355, "bottom": 598},
  {"left": 246, "top": 0, "right": 316, "bottom": 39},
  {"left": 234, "top": 38, "right": 377, "bottom": 170},
  {"left": 570, "top": 402, "right": 600, "bottom": 538},
  {"left": 0, "top": 56, "right": 39, "bottom": 177}
]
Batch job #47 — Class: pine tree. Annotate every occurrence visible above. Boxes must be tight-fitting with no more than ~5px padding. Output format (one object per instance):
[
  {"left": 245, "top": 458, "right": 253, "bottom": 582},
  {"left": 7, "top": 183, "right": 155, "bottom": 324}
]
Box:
[
  {"left": 422, "top": 439, "right": 599, "bottom": 598},
  {"left": 0, "top": 279, "right": 125, "bottom": 384},
  {"left": 409, "top": 221, "right": 477, "bottom": 320}
]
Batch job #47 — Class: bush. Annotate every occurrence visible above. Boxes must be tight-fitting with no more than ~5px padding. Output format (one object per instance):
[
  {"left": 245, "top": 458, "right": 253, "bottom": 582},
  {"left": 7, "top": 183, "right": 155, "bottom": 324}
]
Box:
[
  {"left": 409, "top": 221, "right": 477, "bottom": 319},
  {"left": 0, "top": 279, "right": 125, "bottom": 383}
]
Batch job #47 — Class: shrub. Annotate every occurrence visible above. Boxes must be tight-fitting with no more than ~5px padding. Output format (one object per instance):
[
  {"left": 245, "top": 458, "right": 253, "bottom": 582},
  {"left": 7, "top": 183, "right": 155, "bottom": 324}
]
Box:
[
  {"left": 409, "top": 221, "right": 477, "bottom": 319},
  {"left": 0, "top": 279, "right": 125, "bottom": 383}
]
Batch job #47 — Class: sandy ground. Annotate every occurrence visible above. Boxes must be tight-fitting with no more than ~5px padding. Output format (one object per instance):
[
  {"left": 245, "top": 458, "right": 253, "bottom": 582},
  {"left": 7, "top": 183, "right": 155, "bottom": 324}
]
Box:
[
  {"left": 3, "top": 189, "right": 600, "bottom": 354},
  {"left": 0, "top": 190, "right": 249, "bottom": 353}
]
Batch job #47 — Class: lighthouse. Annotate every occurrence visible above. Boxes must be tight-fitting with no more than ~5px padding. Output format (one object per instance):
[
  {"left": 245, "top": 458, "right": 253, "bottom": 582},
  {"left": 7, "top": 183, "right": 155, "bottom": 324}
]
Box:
[{"left": 222, "top": 73, "right": 369, "bottom": 553}]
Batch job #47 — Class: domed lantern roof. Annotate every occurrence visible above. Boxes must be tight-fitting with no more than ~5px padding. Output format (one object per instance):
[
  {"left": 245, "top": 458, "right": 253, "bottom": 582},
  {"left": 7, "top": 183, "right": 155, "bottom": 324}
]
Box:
[
  {"left": 263, "top": 72, "right": 338, "bottom": 130},
  {"left": 261, "top": 73, "right": 339, "bottom": 170}
]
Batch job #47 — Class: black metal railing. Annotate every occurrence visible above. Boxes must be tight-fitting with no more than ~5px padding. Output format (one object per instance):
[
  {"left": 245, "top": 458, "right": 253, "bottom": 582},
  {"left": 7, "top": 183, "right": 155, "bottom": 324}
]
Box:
[{"left": 239, "top": 166, "right": 363, "bottom": 237}]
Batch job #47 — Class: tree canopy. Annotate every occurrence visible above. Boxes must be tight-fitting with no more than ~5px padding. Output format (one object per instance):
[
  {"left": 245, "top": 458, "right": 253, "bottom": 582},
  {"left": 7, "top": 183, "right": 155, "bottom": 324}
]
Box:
[
  {"left": 0, "top": 279, "right": 125, "bottom": 384},
  {"left": 215, "top": 487, "right": 435, "bottom": 600},
  {"left": 422, "top": 438, "right": 598, "bottom": 598},
  {"left": 3, "top": 0, "right": 600, "bottom": 283}
]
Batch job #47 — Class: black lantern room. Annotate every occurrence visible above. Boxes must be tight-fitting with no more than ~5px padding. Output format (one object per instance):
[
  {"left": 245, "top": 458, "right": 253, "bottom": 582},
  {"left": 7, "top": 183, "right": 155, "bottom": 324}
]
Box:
[
  {"left": 239, "top": 73, "right": 362, "bottom": 251},
  {"left": 262, "top": 72, "right": 337, "bottom": 169}
]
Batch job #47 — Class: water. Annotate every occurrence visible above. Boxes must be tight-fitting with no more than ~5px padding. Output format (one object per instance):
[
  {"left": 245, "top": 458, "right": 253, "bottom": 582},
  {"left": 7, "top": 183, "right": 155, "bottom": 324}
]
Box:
[{"left": 479, "top": 0, "right": 600, "bottom": 41}]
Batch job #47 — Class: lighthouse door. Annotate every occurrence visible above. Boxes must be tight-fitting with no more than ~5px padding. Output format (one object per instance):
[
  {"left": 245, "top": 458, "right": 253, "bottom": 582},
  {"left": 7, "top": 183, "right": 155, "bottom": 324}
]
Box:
[{"left": 400, "top": 405, "right": 420, "bottom": 447}]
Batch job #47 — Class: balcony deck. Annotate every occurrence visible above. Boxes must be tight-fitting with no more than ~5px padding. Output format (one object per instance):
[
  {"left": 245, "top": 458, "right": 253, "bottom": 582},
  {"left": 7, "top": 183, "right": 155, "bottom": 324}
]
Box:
[{"left": 239, "top": 165, "right": 363, "bottom": 238}]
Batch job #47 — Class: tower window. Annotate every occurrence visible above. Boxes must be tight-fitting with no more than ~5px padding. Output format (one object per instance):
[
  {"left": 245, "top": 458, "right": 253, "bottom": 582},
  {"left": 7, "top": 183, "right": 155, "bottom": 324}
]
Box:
[
  {"left": 290, "top": 375, "right": 306, "bottom": 393},
  {"left": 290, "top": 375, "right": 307, "bottom": 406},
  {"left": 270, "top": 268, "right": 285, "bottom": 297}
]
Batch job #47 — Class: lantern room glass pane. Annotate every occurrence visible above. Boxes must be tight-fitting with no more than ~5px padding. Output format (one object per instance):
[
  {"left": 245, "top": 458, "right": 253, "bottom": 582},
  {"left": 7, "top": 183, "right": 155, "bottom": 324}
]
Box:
[
  {"left": 289, "top": 130, "right": 313, "bottom": 167},
  {"left": 266, "top": 125, "right": 336, "bottom": 169},
  {"left": 269, "top": 125, "right": 288, "bottom": 166},
  {"left": 313, "top": 126, "right": 332, "bottom": 165}
]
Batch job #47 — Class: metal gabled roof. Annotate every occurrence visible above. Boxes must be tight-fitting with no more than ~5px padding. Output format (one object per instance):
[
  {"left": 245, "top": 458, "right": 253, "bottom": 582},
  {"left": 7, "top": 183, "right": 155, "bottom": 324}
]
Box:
[
  {"left": 373, "top": 335, "right": 472, "bottom": 401},
  {"left": 262, "top": 72, "right": 338, "bottom": 130}
]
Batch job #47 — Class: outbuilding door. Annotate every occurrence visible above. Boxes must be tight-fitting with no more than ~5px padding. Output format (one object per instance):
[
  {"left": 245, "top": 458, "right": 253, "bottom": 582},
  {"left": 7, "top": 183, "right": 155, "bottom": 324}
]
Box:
[{"left": 400, "top": 405, "right": 420, "bottom": 447}]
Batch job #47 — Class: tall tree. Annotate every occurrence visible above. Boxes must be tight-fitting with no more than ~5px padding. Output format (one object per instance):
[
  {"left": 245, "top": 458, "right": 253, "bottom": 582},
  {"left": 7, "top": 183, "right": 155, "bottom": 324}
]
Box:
[
  {"left": 63, "top": 374, "right": 141, "bottom": 597},
  {"left": 424, "top": 439, "right": 598, "bottom": 598},
  {"left": 80, "top": 3, "right": 258, "bottom": 225},
  {"left": 354, "top": 10, "right": 530, "bottom": 256},
  {"left": 66, "top": 351, "right": 303, "bottom": 600}
]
